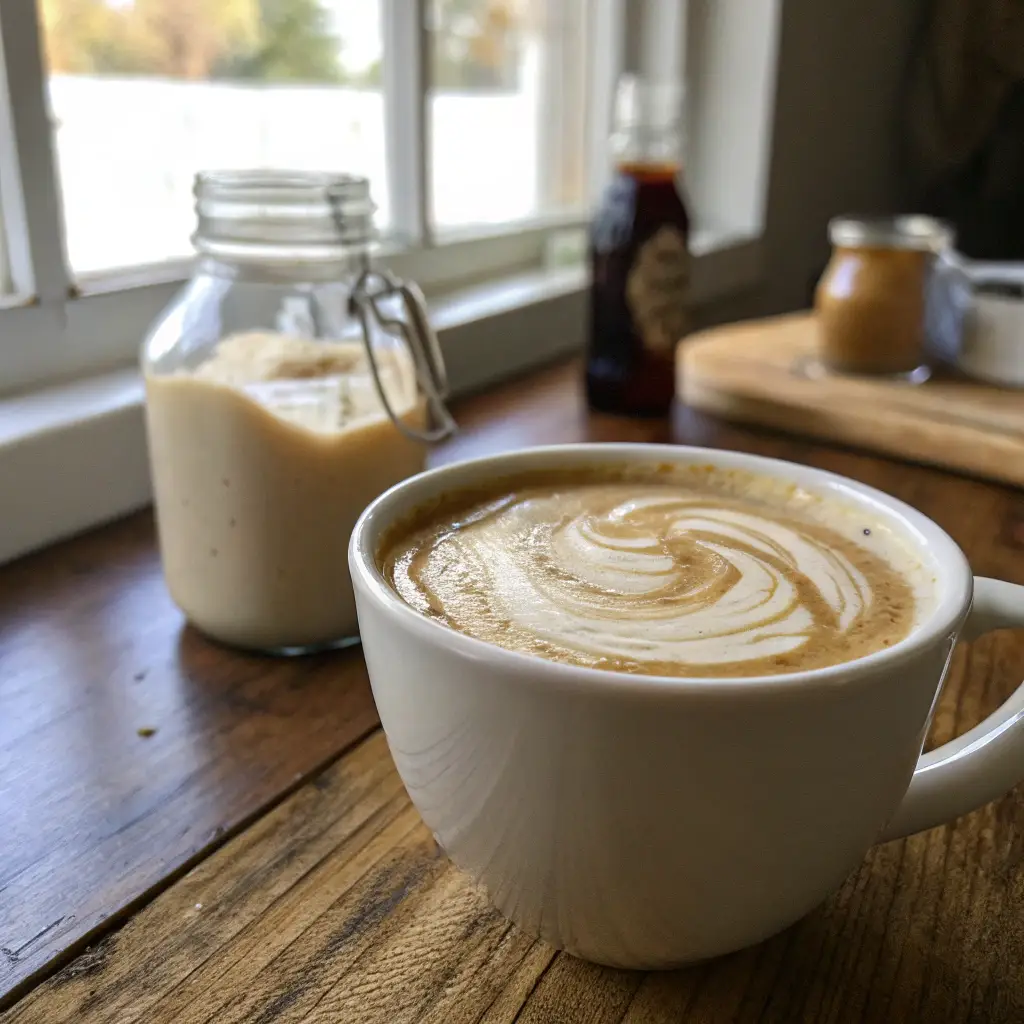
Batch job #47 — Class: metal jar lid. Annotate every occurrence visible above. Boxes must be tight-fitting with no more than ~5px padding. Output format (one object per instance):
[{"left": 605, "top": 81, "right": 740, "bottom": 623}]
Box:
[{"left": 828, "top": 215, "right": 954, "bottom": 253}]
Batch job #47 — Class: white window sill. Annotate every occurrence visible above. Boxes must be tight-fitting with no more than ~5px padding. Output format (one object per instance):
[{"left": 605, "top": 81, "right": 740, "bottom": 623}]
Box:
[{"left": 0, "top": 233, "right": 762, "bottom": 564}]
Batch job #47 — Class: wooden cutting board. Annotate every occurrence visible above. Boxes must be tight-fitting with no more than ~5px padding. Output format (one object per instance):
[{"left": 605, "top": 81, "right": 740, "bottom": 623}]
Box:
[{"left": 677, "top": 312, "right": 1024, "bottom": 487}]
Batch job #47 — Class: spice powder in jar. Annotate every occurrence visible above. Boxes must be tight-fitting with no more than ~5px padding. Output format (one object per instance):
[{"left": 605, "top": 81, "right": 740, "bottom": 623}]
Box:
[{"left": 814, "top": 216, "right": 952, "bottom": 380}]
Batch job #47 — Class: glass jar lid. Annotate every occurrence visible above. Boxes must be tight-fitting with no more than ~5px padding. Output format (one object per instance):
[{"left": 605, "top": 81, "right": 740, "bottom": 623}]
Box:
[
  {"left": 192, "top": 170, "right": 376, "bottom": 263},
  {"left": 828, "top": 215, "right": 953, "bottom": 253}
]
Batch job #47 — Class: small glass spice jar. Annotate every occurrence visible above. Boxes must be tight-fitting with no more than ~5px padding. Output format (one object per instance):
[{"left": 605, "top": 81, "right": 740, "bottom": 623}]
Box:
[
  {"left": 814, "top": 216, "right": 953, "bottom": 381},
  {"left": 141, "top": 170, "right": 454, "bottom": 654}
]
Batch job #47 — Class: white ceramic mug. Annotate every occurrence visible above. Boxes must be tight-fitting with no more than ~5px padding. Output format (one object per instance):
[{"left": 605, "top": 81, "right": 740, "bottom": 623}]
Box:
[{"left": 349, "top": 444, "right": 1024, "bottom": 969}]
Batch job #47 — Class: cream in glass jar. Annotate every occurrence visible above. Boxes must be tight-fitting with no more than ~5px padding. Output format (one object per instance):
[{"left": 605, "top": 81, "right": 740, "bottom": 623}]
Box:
[{"left": 142, "top": 172, "right": 453, "bottom": 653}]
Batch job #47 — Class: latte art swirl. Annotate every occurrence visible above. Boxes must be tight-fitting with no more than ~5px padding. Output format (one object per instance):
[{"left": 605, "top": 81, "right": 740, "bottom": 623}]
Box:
[{"left": 384, "top": 477, "right": 916, "bottom": 677}]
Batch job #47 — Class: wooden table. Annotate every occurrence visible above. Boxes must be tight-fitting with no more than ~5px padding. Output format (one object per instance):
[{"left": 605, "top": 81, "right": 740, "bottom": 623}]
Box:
[{"left": 2, "top": 360, "right": 1023, "bottom": 1023}]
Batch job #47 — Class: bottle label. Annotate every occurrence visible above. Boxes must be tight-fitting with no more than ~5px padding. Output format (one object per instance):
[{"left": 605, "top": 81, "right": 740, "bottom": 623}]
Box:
[{"left": 626, "top": 226, "right": 691, "bottom": 353}]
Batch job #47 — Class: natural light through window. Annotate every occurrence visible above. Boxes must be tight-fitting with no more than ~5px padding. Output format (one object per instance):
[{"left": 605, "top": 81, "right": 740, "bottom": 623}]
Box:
[
  {"left": 37, "top": 0, "right": 593, "bottom": 276},
  {"left": 0, "top": 0, "right": 633, "bottom": 394},
  {"left": 428, "top": 0, "right": 590, "bottom": 230},
  {"left": 40, "top": 0, "right": 387, "bottom": 275}
]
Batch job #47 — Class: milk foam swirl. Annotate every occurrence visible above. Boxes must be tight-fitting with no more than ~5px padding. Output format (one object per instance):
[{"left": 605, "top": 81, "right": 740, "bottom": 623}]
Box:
[{"left": 385, "top": 480, "right": 915, "bottom": 676}]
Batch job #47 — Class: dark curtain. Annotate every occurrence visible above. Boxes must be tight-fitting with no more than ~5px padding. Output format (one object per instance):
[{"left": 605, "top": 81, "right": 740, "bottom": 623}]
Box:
[{"left": 904, "top": 0, "right": 1024, "bottom": 259}]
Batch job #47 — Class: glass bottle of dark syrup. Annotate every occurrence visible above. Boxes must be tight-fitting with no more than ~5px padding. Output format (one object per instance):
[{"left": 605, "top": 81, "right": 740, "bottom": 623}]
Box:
[{"left": 586, "top": 77, "right": 691, "bottom": 417}]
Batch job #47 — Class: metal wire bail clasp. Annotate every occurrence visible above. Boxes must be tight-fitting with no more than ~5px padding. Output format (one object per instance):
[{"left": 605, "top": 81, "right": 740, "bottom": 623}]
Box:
[
  {"left": 348, "top": 266, "right": 457, "bottom": 444},
  {"left": 325, "top": 178, "right": 455, "bottom": 444}
]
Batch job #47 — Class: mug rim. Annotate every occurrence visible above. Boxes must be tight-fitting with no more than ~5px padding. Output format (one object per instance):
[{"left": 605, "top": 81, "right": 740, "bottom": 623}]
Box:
[{"left": 349, "top": 443, "right": 973, "bottom": 696}]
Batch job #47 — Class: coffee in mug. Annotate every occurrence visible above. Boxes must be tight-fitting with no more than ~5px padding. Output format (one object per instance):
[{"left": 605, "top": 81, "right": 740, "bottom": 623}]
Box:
[
  {"left": 351, "top": 444, "right": 1024, "bottom": 968},
  {"left": 380, "top": 466, "right": 924, "bottom": 677}
]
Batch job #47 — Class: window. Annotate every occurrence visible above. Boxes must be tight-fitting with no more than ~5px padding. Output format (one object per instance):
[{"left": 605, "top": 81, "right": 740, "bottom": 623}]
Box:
[
  {"left": 0, "top": 0, "right": 608, "bottom": 395},
  {"left": 0, "top": 0, "right": 777, "bottom": 399},
  {"left": 43, "top": 0, "right": 389, "bottom": 275},
  {"left": 428, "top": 0, "right": 590, "bottom": 230}
]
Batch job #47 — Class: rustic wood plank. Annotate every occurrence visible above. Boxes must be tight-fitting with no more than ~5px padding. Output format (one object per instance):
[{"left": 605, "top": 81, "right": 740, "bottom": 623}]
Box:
[
  {"left": 5, "top": 359, "right": 1024, "bottom": 1020},
  {"left": 0, "top": 731, "right": 514, "bottom": 1024},
  {"left": 7, "top": 631, "right": 1023, "bottom": 1024},
  {"left": 0, "top": 514, "right": 380, "bottom": 1007}
]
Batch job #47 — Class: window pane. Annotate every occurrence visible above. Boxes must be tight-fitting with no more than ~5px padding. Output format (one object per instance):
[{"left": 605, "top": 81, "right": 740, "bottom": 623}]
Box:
[
  {"left": 40, "top": 0, "right": 386, "bottom": 276},
  {"left": 429, "top": 0, "right": 589, "bottom": 231}
]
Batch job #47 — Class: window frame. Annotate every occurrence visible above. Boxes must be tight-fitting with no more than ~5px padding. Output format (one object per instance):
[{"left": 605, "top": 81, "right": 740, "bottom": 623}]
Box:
[
  {"left": 0, "top": 0, "right": 780, "bottom": 397},
  {"left": 0, "top": 0, "right": 611, "bottom": 396},
  {"left": 0, "top": 0, "right": 68, "bottom": 306}
]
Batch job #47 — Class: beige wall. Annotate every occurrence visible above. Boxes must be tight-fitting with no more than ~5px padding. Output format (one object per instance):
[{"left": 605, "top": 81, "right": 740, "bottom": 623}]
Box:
[{"left": 724, "top": 0, "right": 927, "bottom": 319}]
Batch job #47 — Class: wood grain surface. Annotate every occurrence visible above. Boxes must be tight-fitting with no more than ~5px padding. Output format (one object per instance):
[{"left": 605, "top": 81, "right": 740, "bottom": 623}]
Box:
[
  {"left": 0, "top": 517, "right": 379, "bottom": 1007},
  {"left": 9, "top": 641, "right": 1023, "bottom": 1024},
  {"left": 4, "top": 359, "right": 1024, "bottom": 1021},
  {"left": 679, "top": 313, "right": 1024, "bottom": 488}
]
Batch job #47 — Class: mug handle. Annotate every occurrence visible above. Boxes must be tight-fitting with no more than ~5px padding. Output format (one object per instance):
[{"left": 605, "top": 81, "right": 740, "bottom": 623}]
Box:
[{"left": 880, "top": 577, "right": 1024, "bottom": 842}]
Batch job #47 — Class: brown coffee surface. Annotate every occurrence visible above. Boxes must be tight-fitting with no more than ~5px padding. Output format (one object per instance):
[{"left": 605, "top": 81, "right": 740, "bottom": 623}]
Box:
[{"left": 380, "top": 467, "right": 919, "bottom": 678}]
